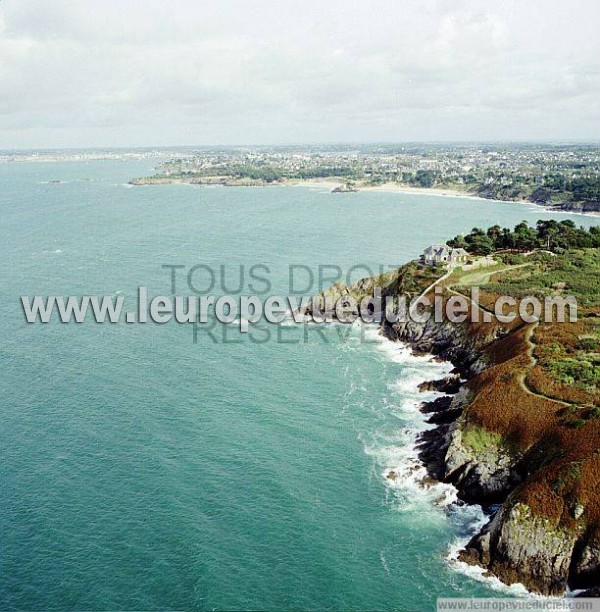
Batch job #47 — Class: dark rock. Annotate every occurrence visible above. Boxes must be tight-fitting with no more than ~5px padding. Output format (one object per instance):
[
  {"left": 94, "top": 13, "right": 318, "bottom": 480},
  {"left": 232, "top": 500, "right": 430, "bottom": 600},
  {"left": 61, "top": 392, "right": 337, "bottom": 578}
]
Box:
[
  {"left": 569, "top": 528, "right": 600, "bottom": 591},
  {"left": 444, "top": 421, "right": 522, "bottom": 505},
  {"left": 331, "top": 183, "right": 359, "bottom": 193},
  {"left": 576, "top": 587, "right": 600, "bottom": 597},
  {"left": 427, "top": 407, "right": 463, "bottom": 425},
  {"left": 420, "top": 396, "right": 453, "bottom": 414},
  {"left": 466, "top": 502, "right": 578, "bottom": 596},
  {"left": 416, "top": 424, "right": 452, "bottom": 482},
  {"left": 418, "top": 375, "right": 461, "bottom": 394}
]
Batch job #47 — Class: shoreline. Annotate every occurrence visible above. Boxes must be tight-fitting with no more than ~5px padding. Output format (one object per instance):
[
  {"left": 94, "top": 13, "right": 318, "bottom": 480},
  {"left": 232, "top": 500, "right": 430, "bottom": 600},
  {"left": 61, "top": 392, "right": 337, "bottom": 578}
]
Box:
[
  {"left": 360, "top": 183, "right": 475, "bottom": 199},
  {"left": 369, "top": 329, "right": 532, "bottom": 597},
  {"left": 309, "top": 244, "right": 600, "bottom": 597},
  {"left": 300, "top": 180, "right": 600, "bottom": 217},
  {"left": 129, "top": 176, "right": 600, "bottom": 218},
  {"left": 286, "top": 179, "right": 599, "bottom": 217},
  {"left": 380, "top": 303, "right": 600, "bottom": 597},
  {"left": 291, "top": 179, "right": 480, "bottom": 199}
]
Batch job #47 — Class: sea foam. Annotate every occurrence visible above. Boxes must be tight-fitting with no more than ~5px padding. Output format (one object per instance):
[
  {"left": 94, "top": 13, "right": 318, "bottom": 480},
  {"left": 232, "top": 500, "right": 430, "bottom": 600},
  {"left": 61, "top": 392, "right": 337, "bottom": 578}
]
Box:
[{"left": 359, "top": 325, "right": 518, "bottom": 589}]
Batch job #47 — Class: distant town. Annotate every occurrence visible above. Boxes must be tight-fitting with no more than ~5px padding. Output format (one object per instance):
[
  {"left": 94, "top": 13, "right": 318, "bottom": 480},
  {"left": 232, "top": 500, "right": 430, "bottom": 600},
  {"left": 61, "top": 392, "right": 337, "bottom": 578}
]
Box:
[
  {"left": 127, "top": 143, "right": 600, "bottom": 213},
  {"left": 2, "top": 143, "right": 600, "bottom": 213}
]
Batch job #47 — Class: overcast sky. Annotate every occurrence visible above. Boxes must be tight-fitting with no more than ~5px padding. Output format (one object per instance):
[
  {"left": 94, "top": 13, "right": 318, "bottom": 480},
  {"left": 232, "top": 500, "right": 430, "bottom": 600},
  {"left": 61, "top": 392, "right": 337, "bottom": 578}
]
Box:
[{"left": 1, "top": 0, "right": 599, "bottom": 148}]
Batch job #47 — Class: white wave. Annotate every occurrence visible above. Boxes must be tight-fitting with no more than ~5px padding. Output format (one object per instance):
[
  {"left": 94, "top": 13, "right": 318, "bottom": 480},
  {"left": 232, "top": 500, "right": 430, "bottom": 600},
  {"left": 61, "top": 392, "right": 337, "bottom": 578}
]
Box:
[
  {"left": 524, "top": 204, "right": 599, "bottom": 219},
  {"left": 344, "top": 327, "right": 526, "bottom": 594},
  {"left": 279, "top": 307, "right": 310, "bottom": 326},
  {"left": 447, "top": 547, "right": 532, "bottom": 597},
  {"left": 358, "top": 322, "right": 531, "bottom": 594},
  {"left": 366, "top": 438, "right": 459, "bottom": 511},
  {"left": 379, "top": 551, "right": 391, "bottom": 576},
  {"left": 367, "top": 327, "right": 454, "bottom": 376},
  {"left": 40, "top": 249, "right": 64, "bottom": 255},
  {"left": 278, "top": 318, "right": 298, "bottom": 327}
]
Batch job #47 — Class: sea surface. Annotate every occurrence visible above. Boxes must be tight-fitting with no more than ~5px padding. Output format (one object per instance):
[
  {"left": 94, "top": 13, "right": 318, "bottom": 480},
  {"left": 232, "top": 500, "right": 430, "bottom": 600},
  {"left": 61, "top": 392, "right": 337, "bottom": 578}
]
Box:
[{"left": 1, "top": 159, "right": 598, "bottom": 611}]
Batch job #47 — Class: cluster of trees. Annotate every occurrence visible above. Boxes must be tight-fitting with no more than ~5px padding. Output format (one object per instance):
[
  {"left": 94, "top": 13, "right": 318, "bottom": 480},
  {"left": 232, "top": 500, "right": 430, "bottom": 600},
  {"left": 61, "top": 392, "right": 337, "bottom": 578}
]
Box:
[
  {"left": 448, "top": 220, "right": 600, "bottom": 255},
  {"left": 410, "top": 169, "right": 436, "bottom": 188},
  {"left": 569, "top": 176, "right": 600, "bottom": 201},
  {"left": 228, "top": 164, "right": 359, "bottom": 182},
  {"left": 294, "top": 166, "right": 357, "bottom": 179},
  {"left": 530, "top": 176, "right": 600, "bottom": 204},
  {"left": 229, "top": 164, "right": 283, "bottom": 183}
]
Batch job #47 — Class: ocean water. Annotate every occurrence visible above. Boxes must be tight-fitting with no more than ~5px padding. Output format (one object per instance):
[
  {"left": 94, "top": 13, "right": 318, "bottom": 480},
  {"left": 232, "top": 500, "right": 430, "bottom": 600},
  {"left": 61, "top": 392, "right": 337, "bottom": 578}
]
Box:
[{"left": 1, "top": 159, "right": 598, "bottom": 611}]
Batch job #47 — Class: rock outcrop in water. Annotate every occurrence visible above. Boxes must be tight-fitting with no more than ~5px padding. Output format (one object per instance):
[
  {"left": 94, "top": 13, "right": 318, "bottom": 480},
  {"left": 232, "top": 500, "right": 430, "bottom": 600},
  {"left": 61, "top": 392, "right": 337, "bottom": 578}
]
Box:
[{"left": 331, "top": 183, "right": 359, "bottom": 193}]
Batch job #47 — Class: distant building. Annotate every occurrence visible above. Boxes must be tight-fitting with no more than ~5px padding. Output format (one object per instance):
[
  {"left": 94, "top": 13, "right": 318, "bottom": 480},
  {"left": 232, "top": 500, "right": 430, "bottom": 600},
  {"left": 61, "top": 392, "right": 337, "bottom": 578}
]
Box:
[{"left": 421, "top": 244, "right": 468, "bottom": 266}]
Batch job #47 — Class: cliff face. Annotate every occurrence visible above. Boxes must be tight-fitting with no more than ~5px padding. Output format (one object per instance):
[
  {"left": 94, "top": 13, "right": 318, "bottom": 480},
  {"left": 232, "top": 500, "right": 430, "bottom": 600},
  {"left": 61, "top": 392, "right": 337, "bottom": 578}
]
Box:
[
  {"left": 443, "top": 421, "right": 522, "bottom": 505},
  {"left": 553, "top": 200, "right": 600, "bottom": 213},
  {"left": 474, "top": 185, "right": 600, "bottom": 214},
  {"left": 383, "top": 314, "right": 600, "bottom": 596},
  {"left": 306, "top": 254, "right": 600, "bottom": 596},
  {"left": 461, "top": 502, "right": 579, "bottom": 595}
]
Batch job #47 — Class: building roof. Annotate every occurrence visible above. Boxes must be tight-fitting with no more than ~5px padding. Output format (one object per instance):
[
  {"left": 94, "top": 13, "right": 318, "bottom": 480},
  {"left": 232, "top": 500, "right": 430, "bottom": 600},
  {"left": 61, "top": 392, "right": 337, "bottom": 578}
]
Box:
[
  {"left": 423, "top": 244, "right": 447, "bottom": 255},
  {"left": 422, "top": 244, "right": 469, "bottom": 261}
]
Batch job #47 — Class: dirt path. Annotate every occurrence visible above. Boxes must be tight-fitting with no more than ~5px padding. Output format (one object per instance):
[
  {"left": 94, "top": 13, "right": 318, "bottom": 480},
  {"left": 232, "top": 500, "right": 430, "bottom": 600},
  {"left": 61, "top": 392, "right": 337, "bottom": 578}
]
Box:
[
  {"left": 414, "top": 260, "right": 575, "bottom": 409},
  {"left": 521, "top": 321, "right": 573, "bottom": 407}
]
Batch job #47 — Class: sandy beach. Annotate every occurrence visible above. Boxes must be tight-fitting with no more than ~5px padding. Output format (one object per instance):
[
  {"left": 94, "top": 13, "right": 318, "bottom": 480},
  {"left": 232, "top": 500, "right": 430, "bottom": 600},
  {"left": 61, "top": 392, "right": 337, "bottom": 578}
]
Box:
[
  {"left": 360, "top": 183, "right": 474, "bottom": 198},
  {"left": 288, "top": 179, "right": 347, "bottom": 190},
  {"left": 290, "top": 179, "right": 479, "bottom": 199},
  {"left": 289, "top": 179, "right": 600, "bottom": 215}
]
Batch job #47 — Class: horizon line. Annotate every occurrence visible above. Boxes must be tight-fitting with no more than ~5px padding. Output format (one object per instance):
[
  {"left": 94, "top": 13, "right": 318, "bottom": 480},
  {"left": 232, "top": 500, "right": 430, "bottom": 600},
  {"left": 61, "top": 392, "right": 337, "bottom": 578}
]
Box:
[{"left": 2, "top": 139, "right": 600, "bottom": 152}]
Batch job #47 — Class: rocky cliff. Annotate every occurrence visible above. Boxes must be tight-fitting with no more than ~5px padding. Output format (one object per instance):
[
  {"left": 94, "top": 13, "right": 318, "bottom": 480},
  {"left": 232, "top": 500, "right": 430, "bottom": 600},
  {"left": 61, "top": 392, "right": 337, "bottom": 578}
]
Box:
[
  {"left": 384, "top": 314, "right": 600, "bottom": 596},
  {"left": 305, "top": 254, "right": 600, "bottom": 596}
]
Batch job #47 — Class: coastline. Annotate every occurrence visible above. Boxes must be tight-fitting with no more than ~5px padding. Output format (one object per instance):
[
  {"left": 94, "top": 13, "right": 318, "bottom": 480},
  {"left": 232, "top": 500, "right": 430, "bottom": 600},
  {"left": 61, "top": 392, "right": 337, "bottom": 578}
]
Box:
[
  {"left": 306, "top": 238, "right": 600, "bottom": 598},
  {"left": 129, "top": 176, "right": 600, "bottom": 217},
  {"left": 360, "top": 183, "right": 475, "bottom": 199},
  {"left": 291, "top": 179, "right": 481, "bottom": 199},
  {"left": 368, "top": 328, "right": 532, "bottom": 596},
  {"left": 298, "top": 180, "right": 600, "bottom": 217},
  {"left": 381, "top": 304, "right": 600, "bottom": 597},
  {"left": 379, "top": 322, "right": 529, "bottom": 594},
  {"left": 329, "top": 181, "right": 600, "bottom": 216}
]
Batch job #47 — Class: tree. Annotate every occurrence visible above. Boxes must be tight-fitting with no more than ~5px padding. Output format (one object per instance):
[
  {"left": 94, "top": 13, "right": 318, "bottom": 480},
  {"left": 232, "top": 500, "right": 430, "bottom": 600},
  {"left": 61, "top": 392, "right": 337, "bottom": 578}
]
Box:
[
  {"left": 536, "top": 220, "right": 559, "bottom": 250},
  {"left": 414, "top": 169, "right": 434, "bottom": 188},
  {"left": 467, "top": 235, "right": 495, "bottom": 255},
  {"left": 513, "top": 221, "right": 538, "bottom": 250},
  {"left": 486, "top": 225, "right": 503, "bottom": 248},
  {"left": 449, "top": 234, "right": 468, "bottom": 249},
  {"left": 500, "top": 227, "right": 515, "bottom": 249}
]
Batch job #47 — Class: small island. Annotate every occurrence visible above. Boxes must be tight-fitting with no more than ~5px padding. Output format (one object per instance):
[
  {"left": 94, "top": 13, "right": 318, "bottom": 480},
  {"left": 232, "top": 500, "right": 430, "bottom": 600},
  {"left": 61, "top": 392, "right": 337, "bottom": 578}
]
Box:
[{"left": 331, "top": 182, "right": 358, "bottom": 193}]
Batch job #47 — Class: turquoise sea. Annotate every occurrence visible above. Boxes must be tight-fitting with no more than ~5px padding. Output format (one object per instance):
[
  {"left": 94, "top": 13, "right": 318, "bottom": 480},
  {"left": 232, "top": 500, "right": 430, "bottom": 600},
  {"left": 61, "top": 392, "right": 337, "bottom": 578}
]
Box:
[{"left": 1, "top": 159, "right": 598, "bottom": 611}]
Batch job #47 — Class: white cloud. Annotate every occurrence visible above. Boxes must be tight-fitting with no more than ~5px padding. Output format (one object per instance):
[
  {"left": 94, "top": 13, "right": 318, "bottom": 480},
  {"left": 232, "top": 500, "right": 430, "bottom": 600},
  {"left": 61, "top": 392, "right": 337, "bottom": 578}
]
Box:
[{"left": 0, "top": 0, "right": 599, "bottom": 147}]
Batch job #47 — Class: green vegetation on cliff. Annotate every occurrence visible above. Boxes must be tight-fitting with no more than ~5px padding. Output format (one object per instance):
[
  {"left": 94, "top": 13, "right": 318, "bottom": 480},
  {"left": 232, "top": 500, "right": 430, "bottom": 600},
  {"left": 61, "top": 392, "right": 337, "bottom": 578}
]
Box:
[
  {"left": 314, "top": 220, "right": 600, "bottom": 595},
  {"left": 448, "top": 220, "right": 600, "bottom": 255}
]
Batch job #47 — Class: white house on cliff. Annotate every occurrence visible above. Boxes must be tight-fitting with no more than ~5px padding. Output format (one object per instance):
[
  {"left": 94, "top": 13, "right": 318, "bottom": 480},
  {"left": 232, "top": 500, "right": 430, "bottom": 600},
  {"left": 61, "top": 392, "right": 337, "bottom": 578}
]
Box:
[{"left": 421, "top": 244, "right": 468, "bottom": 266}]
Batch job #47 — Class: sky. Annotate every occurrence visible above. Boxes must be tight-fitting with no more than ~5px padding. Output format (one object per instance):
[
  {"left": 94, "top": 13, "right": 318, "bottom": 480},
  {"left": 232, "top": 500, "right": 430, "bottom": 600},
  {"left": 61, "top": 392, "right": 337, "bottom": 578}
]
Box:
[{"left": 0, "top": 0, "right": 599, "bottom": 148}]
